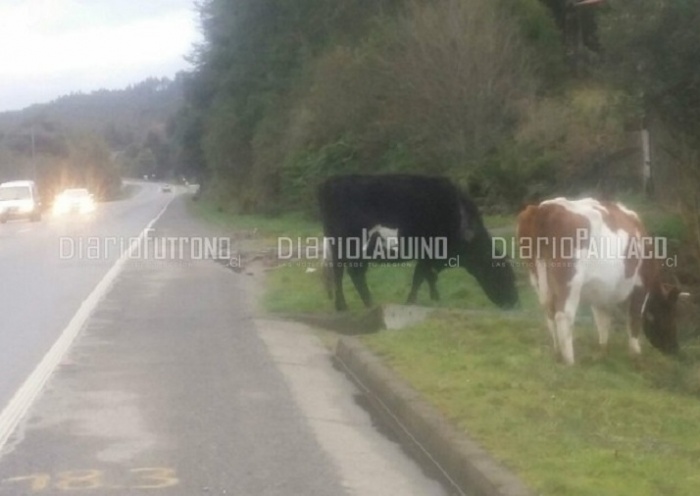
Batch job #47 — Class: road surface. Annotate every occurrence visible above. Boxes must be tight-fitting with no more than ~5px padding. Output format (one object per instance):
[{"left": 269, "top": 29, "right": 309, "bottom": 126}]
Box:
[{"left": 0, "top": 184, "right": 453, "bottom": 495}]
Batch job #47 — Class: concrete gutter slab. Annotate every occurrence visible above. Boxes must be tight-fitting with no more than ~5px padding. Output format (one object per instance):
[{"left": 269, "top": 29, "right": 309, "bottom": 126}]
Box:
[{"left": 334, "top": 337, "right": 535, "bottom": 496}]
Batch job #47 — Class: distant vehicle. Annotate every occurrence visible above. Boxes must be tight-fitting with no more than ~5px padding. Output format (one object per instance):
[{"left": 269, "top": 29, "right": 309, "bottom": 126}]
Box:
[
  {"left": 53, "top": 188, "right": 96, "bottom": 216},
  {"left": 0, "top": 180, "right": 42, "bottom": 223},
  {"left": 161, "top": 185, "right": 172, "bottom": 193}
]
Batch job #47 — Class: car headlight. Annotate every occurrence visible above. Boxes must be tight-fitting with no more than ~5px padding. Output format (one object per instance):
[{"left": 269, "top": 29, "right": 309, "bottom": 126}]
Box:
[
  {"left": 19, "top": 202, "right": 35, "bottom": 213},
  {"left": 80, "top": 199, "right": 95, "bottom": 212},
  {"left": 53, "top": 198, "right": 69, "bottom": 214}
]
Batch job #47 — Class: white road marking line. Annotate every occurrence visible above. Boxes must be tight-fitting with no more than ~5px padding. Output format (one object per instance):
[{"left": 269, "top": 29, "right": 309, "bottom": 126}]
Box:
[{"left": 0, "top": 199, "right": 174, "bottom": 451}]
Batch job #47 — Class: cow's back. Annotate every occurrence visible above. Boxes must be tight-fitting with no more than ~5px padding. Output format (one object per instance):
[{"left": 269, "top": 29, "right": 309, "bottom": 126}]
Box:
[
  {"left": 318, "top": 174, "right": 469, "bottom": 238},
  {"left": 519, "top": 198, "right": 648, "bottom": 307}
]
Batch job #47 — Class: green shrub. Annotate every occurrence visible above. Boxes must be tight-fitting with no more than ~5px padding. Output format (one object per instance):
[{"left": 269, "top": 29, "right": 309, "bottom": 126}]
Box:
[{"left": 280, "top": 138, "right": 362, "bottom": 214}]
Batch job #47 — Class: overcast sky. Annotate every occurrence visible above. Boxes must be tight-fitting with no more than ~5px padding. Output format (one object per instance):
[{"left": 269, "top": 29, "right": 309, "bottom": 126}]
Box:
[{"left": 0, "top": 0, "right": 201, "bottom": 112}]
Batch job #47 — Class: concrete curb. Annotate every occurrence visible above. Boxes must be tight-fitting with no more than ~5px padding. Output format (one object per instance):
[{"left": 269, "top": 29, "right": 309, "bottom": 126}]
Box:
[
  {"left": 280, "top": 307, "right": 385, "bottom": 335},
  {"left": 334, "top": 337, "right": 535, "bottom": 496}
]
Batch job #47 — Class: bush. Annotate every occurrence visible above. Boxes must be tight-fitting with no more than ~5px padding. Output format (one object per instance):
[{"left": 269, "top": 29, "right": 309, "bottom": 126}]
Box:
[
  {"left": 464, "top": 141, "right": 558, "bottom": 210},
  {"left": 280, "top": 138, "right": 362, "bottom": 214}
]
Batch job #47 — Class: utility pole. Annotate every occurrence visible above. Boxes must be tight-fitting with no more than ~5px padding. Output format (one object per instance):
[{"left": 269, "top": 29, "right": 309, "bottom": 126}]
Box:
[{"left": 641, "top": 127, "right": 652, "bottom": 197}]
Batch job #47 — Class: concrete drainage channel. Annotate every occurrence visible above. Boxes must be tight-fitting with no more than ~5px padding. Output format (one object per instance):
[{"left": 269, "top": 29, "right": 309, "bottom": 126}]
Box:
[
  {"left": 289, "top": 304, "right": 535, "bottom": 496},
  {"left": 335, "top": 338, "right": 534, "bottom": 496},
  {"left": 218, "top": 250, "right": 535, "bottom": 496}
]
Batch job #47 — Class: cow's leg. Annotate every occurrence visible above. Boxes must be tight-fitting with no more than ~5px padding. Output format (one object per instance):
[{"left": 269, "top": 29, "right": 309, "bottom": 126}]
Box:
[
  {"left": 545, "top": 297, "right": 558, "bottom": 354},
  {"left": 348, "top": 263, "right": 373, "bottom": 308},
  {"left": 547, "top": 318, "right": 557, "bottom": 353},
  {"left": 554, "top": 310, "right": 574, "bottom": 365},
  {"left": 323, "top": 232, "right": 348, "bottom": 312},
  {"left": 426, "top": 266, "right": 440, "bottom": 301},
  {"left": 333, "top": 265, "right": 348, "bottom": 311},
  {"left": 407, "top": 261, "right": 428, "bottom": 304},
  {"left": 532, "top": 264, "right": 558, "bottom": 354},
  {"left": 333, "top": 263, "right": 348, "bottom": 311},
  {"left": 626, "top": 291, "right": 645, "bottom": 355},
  {"left": 534, "top": 260, "right": 549, "bottom": 306},
  {"left": 627, "top": 320, "right": 642, "bottom": 355},
  {"left": 554, "top": 280, "right": 581, "bottom": 365},
  {"left": 591, "top": 306, "right": 612, "bottom": 352}
]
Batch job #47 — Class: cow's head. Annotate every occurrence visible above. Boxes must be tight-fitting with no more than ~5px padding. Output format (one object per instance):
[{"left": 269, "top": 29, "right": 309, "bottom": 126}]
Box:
[
  {"left": 642, "top": 284, "right": 686, "bottom": 354},
  {"left": 458, "top": 206, "right": 518, "bottom": 309}
]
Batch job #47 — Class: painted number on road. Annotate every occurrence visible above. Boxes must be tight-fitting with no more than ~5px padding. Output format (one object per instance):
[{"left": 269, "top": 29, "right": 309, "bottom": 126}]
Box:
[
  {"left": 129, "top": 468, "right": 179, "bottom": 489},
  {"left": 0, "top": 467, "right": 179, "bottom": 492}
]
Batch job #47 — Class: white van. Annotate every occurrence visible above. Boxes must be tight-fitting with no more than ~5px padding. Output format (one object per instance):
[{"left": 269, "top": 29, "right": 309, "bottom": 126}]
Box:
[{"left": 0, "top": 180, "right": 42, "bottom": 223}]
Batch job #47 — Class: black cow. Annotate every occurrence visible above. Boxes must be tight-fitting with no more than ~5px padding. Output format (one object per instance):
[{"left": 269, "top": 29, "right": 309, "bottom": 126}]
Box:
[{"left": 317, "top": 174, "right": 518, "bottom": 311}]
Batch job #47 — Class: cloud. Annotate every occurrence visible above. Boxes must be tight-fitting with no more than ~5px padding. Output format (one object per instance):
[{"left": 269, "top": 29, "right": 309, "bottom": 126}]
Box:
[{"left": 0, "top": 0, "right": 201, "bottom": 111}]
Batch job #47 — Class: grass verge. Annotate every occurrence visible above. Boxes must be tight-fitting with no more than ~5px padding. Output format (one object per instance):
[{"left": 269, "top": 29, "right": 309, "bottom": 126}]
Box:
[
  {"left": 193, "top": 198, "right": 700, "bottom": 495},
  {"left": 362, "top": 313, "right": 700, "bottom": 496},
  {"left": 188, "top": 197, "right": 320, "bottom": 239}
]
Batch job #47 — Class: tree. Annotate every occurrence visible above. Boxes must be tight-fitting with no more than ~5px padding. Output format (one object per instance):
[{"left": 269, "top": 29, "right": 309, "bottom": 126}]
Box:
[
  {"left": 600, "top": 0, "right": 700, "bottom": 270},
  {"left": 600, "top": 0, "right": 700, "bottom": 138}
]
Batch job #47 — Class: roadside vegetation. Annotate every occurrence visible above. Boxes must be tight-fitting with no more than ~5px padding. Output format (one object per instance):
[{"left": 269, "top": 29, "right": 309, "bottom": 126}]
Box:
[
  {"left": 365, "top": 313, "right": 700, "bottom": 496},
  {"left": 178, "top": 0, "right": 700, "bottom": 280},
  {"left": 183, "top": 0, "right": 700, "bottom": 493},
  {"left": 0, "top": 121, "right": 122, "bottom": 201},
  {"left": 192, "top": 196, "right": 700, "bottom": 495},
  {"left": 190, "top": 196, "right": 320, "bottom": 240},
  {"left": 191, "top": 196, "right": 700, "bottom": 494},
  {"left": 0, "top": 78, "right": 189, "bottom": 186}
]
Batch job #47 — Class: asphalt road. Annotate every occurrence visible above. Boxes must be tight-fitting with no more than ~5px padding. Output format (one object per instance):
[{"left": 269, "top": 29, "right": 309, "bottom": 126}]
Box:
[
  {"left": 0, "top": 187, "right": 452, "bottom": 495},
  {"left": 0, "top": 182, "right": 173, "bottom": 414}
]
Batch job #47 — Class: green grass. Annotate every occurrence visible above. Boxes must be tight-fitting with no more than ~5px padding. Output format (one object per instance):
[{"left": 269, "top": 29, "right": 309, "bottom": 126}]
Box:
[
  {"left": 264, "top": 258, "right": 540, "bottom": 314},
  {"left": 189, "top": 199, "right": 535, "bottom": 315},
  {"left": 484, "top": 213, "right": 518, "bottom": 230},
  {"left": 263, "top": 215, "right": 534, "bottom": 315},
  {"left": 189, "top": 196, "right": 321, "bottom": 240},
  {"left": 256, "top": 209, "right": 700, "bottom": 496},
  {"left": 194, "top": 196, "right": 700, "bottom": 494},
  {"left": 362, "top": 313, "right": 700, "bottom": 496}
]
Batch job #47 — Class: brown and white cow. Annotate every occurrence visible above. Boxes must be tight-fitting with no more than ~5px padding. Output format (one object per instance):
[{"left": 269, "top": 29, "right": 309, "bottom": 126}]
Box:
[{"left": 517, "top": 197, "right": 685, "bottom": 365}]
